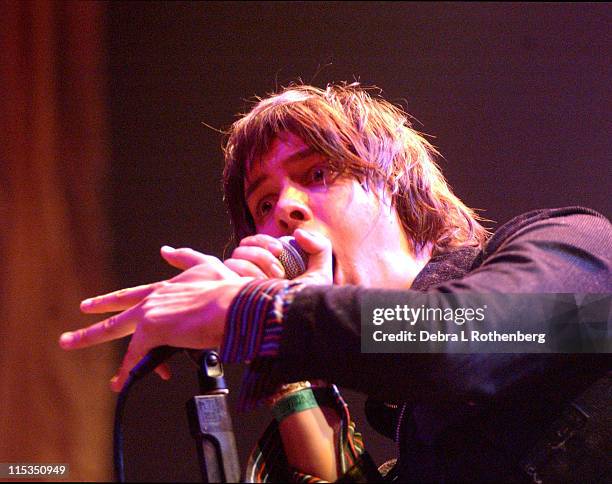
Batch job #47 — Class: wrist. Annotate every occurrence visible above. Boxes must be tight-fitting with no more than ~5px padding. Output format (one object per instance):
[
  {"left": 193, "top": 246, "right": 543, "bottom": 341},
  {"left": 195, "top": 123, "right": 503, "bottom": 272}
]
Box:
[
  {"left": 267, "top": 381, "right": 312, "bottom": 408},
  {"left": 272, "top": 387, "right": 319, "bottom": 422},
  {"left": 220, "top": 277, "right": 277, "bottom": 363}
]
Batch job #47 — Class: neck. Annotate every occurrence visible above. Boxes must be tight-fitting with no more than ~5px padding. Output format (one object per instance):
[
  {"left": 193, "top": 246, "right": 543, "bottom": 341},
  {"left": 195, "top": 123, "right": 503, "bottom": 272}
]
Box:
[{"left": 363, "top": 240, "right": 432, "bottom": 289}]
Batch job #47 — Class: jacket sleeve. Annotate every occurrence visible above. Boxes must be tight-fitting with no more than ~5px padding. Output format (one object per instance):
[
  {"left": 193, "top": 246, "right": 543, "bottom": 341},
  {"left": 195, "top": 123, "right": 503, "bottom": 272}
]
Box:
[{"left": 276, "top": 210, "right": 612, "bottom": 406}]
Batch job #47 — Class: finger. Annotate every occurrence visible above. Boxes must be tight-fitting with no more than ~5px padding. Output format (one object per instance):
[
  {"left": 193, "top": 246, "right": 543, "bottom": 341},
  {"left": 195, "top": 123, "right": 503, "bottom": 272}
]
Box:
[
  {"left": 155, "top": 362, "right": 172, "bottom": 381},
  {"left": 59, "top": 304, "right": 141, "bottom": 350},
  {"left": 293, "top": 229, "right": 333, "bottom": 282},
  {"left": 224, "top": 258, "right": 269, "bottom": 279},
  {"left": 80, "top": 283, "right": 158, "bottom": 314},
  {"left": 110, "top": 332, "right": 152, "bottom": 392},
  {"left": 161, "top": 245, "right": 209, "bottom": 271},
  {"left": 170, "top": 255, "right": 240, "bottom": 282},
  {"left": 239, "top": 234, "right": 284, "bottom": 257},
  {"left": 230, "top": 245, "right": 285, "bottom": 278}
]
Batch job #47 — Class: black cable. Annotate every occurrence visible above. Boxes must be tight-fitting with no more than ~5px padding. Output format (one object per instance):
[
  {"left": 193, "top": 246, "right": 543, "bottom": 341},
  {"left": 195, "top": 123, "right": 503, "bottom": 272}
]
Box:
[
  {"left": 112, "top": 347, "right": 180, "bottom": 482},
  {"left": 113, "top": 373, "right": 136, "bottom": 483}
]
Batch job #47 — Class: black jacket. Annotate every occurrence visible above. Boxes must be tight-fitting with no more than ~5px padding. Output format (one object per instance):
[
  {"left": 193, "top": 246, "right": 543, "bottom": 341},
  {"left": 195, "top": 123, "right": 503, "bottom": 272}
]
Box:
[{"left": 278, "top": 207, "right": 611, "bottom": 482}]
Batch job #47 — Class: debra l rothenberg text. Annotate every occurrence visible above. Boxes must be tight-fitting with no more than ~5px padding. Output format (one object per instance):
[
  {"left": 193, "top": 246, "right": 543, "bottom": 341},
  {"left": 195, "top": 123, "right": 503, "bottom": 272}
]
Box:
[
  {"left": 372, "top": 329, "right": 547, "bottom": 344},
  {"left": 372, "top": 304, "right": 487, "bottom": 326}
]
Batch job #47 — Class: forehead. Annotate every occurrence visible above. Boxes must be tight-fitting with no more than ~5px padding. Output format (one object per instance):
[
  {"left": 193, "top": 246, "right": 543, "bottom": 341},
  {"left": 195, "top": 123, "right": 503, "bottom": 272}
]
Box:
[{"left": 245, "top": 132, "right": 314, "bottom": 182}]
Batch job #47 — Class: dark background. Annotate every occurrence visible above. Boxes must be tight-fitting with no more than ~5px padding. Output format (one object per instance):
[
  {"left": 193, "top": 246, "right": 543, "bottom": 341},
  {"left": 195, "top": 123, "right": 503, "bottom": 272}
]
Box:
[{"left": 105, "top": 2, "right": 611, "bottom": 481}]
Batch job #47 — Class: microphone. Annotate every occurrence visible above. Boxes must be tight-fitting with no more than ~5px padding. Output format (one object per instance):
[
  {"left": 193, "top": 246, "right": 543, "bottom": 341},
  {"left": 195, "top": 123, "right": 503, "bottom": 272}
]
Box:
[
  {"left": 129, "top": 236, "right": 308, "bottom": 381},
  {"left": 277, "top": 235, "right": 309, "bottom": 279}
]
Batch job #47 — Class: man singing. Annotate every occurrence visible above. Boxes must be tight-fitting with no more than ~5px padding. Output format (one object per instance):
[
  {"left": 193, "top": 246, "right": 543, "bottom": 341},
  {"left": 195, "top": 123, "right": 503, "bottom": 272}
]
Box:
[{"left": 60, "top": 83, "right": 611, "bottom": 482}]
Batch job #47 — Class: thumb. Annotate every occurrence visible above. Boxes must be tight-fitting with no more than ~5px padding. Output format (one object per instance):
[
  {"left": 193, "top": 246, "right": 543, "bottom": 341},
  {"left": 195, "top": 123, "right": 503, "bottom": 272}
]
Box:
[{"left": 293, "top": 229, "right": 333, "bottom": 284}]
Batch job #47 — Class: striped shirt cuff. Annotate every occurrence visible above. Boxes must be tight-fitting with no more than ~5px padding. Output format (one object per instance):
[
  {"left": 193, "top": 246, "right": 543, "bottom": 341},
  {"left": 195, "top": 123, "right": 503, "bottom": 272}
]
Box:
[
  {"left": 221, "top": 278, "right": 306, "bottom": 363},
  {"left": 221, "top": 278, "right": 306, "bottom": 410}
]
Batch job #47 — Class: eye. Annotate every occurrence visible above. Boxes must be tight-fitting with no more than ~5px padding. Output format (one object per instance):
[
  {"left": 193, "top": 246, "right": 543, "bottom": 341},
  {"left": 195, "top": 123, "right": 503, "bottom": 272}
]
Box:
[
  {"left": 256, "top": 197, "right": 274, "bottom": 219},
  {"left": 312, "top": 168, "right": 325, "bottom": 183},
  {"left": 307, "top": 165, "right": 334, "bottom": 186}
]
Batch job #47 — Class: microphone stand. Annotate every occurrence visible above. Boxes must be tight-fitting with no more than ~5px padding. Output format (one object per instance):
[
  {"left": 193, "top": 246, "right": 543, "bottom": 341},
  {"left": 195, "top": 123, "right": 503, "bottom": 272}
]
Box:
[{"left": 186, "top": 350, "right": 241, "bottom": 483}]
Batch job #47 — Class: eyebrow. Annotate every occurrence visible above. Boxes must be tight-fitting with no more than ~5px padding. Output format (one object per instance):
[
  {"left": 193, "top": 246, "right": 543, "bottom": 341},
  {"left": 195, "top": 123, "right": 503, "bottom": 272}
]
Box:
[{"left": 244, "top": 146, "right": 317, "bottom": 201}]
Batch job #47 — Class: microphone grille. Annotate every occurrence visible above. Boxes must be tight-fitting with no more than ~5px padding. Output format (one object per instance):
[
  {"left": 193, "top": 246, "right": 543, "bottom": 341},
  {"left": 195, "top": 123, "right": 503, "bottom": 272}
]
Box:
[{"left": 277, "top": 236, "right": 308, "bottom": 279}]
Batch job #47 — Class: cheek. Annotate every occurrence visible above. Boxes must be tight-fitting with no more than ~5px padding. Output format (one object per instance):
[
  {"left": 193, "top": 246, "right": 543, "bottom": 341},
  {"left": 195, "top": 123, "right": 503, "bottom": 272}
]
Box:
[
  {"left": 254, "top": 218, "right": 281, "bottom": 238},
  {"left": 257, "top": 222, "right": 286, "bottom": 239},
  {"left": 310, "top": 195, "right": 350, "bottom": 231},
  {"left": 315, "top": 196, "right": 378, "bottom": 242}
]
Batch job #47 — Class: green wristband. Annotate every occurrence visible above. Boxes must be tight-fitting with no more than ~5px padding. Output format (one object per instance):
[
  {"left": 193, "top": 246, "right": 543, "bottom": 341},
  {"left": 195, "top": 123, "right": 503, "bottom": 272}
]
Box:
[{"left": 272, "top": 388, "right": 318, "bottom": 422}]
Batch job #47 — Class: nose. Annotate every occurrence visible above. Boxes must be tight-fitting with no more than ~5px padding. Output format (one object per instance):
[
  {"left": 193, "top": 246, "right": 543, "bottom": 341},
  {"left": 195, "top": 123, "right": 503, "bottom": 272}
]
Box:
[{"left": 274, "top": 185, "right": 313, "bottom": 234}]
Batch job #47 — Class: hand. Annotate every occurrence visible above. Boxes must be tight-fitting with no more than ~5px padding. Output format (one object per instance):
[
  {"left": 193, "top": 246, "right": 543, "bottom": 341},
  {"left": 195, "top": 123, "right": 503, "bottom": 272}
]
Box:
[
  {"left": 224, "top": 234, "right": 286, "bottom": 278},
  {"left": 291, "top": 229, "right": 333, "bottom": 286},
  {"left": 59, "top": 246, "right": 253, "bottom": 391},
  {"left": 225, "top": 229, "right": 333, "bottom": 285}
]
